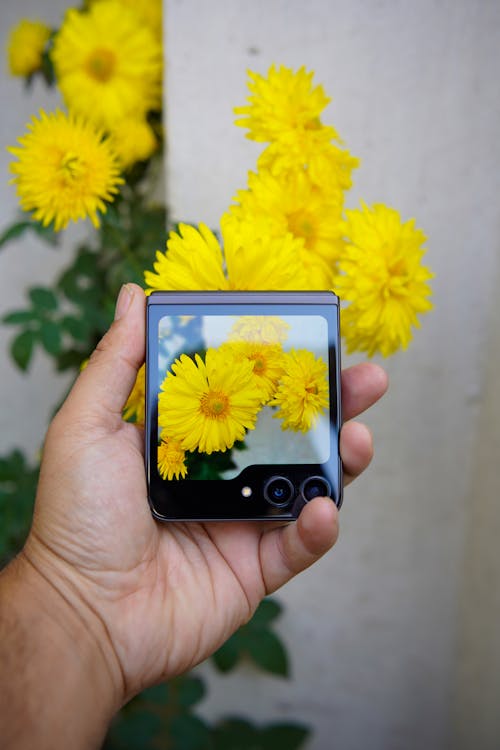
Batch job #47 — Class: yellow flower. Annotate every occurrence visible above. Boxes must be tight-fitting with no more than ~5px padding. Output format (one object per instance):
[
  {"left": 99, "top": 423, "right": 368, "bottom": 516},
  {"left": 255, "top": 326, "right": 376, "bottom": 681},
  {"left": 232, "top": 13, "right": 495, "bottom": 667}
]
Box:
[
  {"left": 145, "top": 223, "right": 229, "bottom": 293},
  {"left": 110, "top": 118, "right": 158, "bottom": 170},
  {"left": 258, "top": 135, "right": 359, "bottom": 193},
  {"left": 51, "top": 1, "right": 162, "bottom": 130},
  {"left": 234, "top": 65, "right": 336, "bottom": 143},
  {"left": 335, "top": 203, "right": 434, "bottom": 357},
  {"left": 157, "top": 437, "right": 187, "bottom": 480},
  {"left": 158, "top": 349, "right": 263, "bottom": 455},
  {"left": 270, "top": 349, "right": 329, "bottom": 433},
  {"left": 123, "top": 363, "right": 145, "bottom": 426},
  {"left": 8, "top": 109, "right": 123, "bottom": 232},
  {"left": 7, "top": 19, "right": 51, "bottom": 77},
  {"left": 220, "top": 341, "right": 285, "bottom": 403},
  {"left": 228, "top": 315, "right": 290, "bottom": 345},
  {"left": 230, "top": 168, "right": 345, "bottom": 289},
  {"left": 144, "top": 214, "right": 309, "bottom": 293},
  {"left": 88, "top": 0, "right": 163, "bottom": 42}
]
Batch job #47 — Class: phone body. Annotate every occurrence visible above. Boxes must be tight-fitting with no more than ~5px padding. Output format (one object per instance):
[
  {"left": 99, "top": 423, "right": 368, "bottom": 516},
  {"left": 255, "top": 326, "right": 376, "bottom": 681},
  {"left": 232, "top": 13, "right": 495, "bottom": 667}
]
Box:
[{"left": 145, "top": 291, "right": 342, "bottom": 521}]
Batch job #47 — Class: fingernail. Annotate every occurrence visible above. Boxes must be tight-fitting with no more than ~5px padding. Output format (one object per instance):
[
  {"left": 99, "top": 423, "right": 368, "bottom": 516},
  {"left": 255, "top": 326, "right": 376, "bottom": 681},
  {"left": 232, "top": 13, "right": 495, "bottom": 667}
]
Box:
[{"left": 115, "top": 284, "right": 134, "bottom": 320}]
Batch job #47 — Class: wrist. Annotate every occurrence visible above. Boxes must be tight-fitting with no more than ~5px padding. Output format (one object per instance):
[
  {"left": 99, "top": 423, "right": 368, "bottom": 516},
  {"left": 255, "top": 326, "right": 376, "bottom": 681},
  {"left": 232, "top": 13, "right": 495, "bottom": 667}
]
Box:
[{"left": 0, "top": 548, "right": 122, "bottom": 749}]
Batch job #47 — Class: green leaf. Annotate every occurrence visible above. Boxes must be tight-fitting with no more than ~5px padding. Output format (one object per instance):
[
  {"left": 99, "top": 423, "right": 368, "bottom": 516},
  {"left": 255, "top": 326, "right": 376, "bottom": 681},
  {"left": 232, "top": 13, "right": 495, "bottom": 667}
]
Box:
[
  {"left": 212, "top": 598, "right": 288, "bottom": 676},
  {"left": 0, "top": 449, "right": 39, "bottom": 565},
  {"left": 250, "top": 598, "right": 283, "bottom": 627},
  {"left": 177, "top": 676, "right": 206, "bottom": 708},
  {"left": 107, "top": 710, "right": 162, "bottom": 749},
  {"left": 211, "top": 718, "right": 257, "bottom": 750},
  {"left": 29, "top": 287, "right": 58, "bottom": 311},
  {"left": 141, "top": 682, "right": 170, "bottom": 705},
  {"left": 212, "top": 636, "right": 241, "bottom": 673},
  {"left": 55, "top": 349, "right": 89, "bottom": 373},
  {"left": 0, "top": 219, "right": 57, "bottom": 249},
  {"left": 243, "top": 629, "right": 289, "bottom": 677},
  {"left": 0, "top": 221, "right": 35, "bottom": 249},
  {"left": 40, "top": 48, "right": 56, "bottom": 87},
  {"left": 61, "top": 315, "right": 90, "bottom": 342},
  {"left": 259, "top": 723, "right": 310, "bottom": 750},
  {"left": 40, "top": 320, "right": 62, "bottom": 355},
  {"left": 0, "top": 449, "right": 26, "bottom": 481},
  {"left": 169, "top": 713, "right": 212, "bottom": 750},
  {"left": 2, "top": 310, "right": 38, "bottom": 325},
  {"left": 10, "top": 330, "right": 35, "bottom": 371}
]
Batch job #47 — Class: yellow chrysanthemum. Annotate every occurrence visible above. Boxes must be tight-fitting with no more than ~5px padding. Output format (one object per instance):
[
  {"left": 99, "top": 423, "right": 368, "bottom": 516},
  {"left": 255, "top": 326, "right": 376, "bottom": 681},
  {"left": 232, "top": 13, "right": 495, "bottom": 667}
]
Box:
[
  {"left": 229, "top": 168, "right": 345, "bottom": 289},
  {"left": 109, "top": 117, "right": 158, "bottom": 170},
  {"left": 51, "top": 1, "right": 162, "bottom": 130},
  {"left": 258, "top": 135, "right": 359, "bottom": 193},
  {"left": 88, "top": 0, "right": 163, "bottom": 42},
  {"left": 8, "top": 109, "right": 123, "bottom": 231},
  {"left": 270, "top": 349, "right": 329, "bottom": 433},
  {"left": 220, "top": 341, "right": 285, "bottom": 403},
  {"left": 157, "top": 437, "right": 187, "bottom": 480},
  {"left": 158, "top": 349, "right": 263, "bottom": 455},
  {"left": 228, "top": 315, "right": 290, "bottom": 345},
  {"left": 123, "top": 363, "right": 145, "bottom": 426},
  {"left": 334, "top": 203, "right": 434, "bottom": 357},
  {"left": 234, "top": 65, "right": 336, "bottom": 143},
  {"left": 7, "top": 19, "right": 51, "bottom": 77},
  {"left": 144, "top": 214, "right": 309, "bottom": 293}
]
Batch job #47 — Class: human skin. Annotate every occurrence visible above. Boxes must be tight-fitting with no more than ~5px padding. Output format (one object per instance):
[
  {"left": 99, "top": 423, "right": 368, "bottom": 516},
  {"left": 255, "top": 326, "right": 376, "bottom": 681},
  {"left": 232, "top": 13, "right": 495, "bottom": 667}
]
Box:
[{"left": 0, "top": 283, "right": 388, "bottom": 749}]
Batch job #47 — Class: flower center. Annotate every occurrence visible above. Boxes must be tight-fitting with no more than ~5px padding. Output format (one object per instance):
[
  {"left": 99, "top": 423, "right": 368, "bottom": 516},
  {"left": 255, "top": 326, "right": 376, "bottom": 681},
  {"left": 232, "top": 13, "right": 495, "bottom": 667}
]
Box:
[
  {"left": 200, "top": 390, "right": 229, "bottom": 419},
  {"left": 59, "top": 152, "right": 84, "bottom": 182},
  {"left": 305, "top": 383, "right": 318, "bottom": 395},
  {"left": 251, "top": 355, "right": 266, "bottom": 375},
  {"left": 286, "top": 210, "right": 316, "bottom": 249},
  {"left": 85, "top": 48, "right": 116, "bottom": 82}
]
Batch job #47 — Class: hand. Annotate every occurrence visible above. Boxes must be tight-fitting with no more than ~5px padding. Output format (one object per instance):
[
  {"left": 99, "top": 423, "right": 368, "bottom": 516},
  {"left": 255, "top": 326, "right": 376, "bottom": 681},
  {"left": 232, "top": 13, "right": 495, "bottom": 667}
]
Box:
[{"left": 3, "top": 283, "right": 388, "bottom": 746}]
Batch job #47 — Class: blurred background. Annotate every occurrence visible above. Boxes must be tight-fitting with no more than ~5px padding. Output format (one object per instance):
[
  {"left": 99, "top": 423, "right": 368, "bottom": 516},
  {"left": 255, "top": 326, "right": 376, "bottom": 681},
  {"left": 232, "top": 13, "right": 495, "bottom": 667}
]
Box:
[{"left": 1, "top": 1, "right": 500, "bottom": 749}]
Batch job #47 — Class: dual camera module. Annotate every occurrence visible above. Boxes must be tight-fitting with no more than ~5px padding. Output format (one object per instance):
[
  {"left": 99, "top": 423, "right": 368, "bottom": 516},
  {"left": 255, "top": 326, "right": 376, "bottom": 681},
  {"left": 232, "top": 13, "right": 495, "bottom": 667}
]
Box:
[{"left": 262, "top": 475, "right": 331, "bottom": 507}]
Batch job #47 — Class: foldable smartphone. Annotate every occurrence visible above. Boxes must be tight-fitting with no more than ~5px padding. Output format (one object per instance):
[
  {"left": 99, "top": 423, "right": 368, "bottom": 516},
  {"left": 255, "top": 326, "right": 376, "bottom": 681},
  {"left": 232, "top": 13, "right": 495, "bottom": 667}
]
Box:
[{"left": 145, "top": 291, "right": 342, "bottom": 521}]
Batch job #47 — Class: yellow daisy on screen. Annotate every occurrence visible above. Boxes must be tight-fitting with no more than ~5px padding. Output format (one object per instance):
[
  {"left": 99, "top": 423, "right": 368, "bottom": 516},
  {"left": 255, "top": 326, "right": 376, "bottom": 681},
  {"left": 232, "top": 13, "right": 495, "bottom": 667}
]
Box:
[
  {"left": 270, "top": 349, "right": 329, "bottom": 433},
  {"left": 7, "top": 19, "right": 51, "bottom": 77},
  {"left": 158, "top": 349, "right": 263, "bottom": 455},
  {"left": 8, "top": 109, "right": 123, "bottom": 231},
  {"left": 234, "top": 65, "right": 336, "bottom": 143},
  {"left": 335, "top": 203, "right": 434, "bottom": 357},
  {"left": 220, "top": 341, "right": 285, "bottom": 403},
  {"left": 228, "top": 315, "right": 290, "bottom": 345},
  {"left": 51, "top": 1, "right": 162, "bottom": 130},
  {"left": 123, "top": 363, "right": 145, "bottom": 426},
  {"left": 157, "top": 437, "right": 187, "bottom": 480}
]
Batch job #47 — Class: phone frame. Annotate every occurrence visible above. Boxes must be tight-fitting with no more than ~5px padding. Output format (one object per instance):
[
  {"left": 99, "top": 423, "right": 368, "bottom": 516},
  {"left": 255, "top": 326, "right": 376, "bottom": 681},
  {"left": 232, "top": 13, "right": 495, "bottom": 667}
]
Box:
[{"left": 145, "top": 290, "right": 343, "bottom": 521}]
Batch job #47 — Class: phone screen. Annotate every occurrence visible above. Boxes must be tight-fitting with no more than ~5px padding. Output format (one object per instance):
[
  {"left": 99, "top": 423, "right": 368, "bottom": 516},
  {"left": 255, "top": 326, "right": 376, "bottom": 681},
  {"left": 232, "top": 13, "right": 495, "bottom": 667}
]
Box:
[{"left": 146, "top": 292, "right": 342, "bottom": 521}]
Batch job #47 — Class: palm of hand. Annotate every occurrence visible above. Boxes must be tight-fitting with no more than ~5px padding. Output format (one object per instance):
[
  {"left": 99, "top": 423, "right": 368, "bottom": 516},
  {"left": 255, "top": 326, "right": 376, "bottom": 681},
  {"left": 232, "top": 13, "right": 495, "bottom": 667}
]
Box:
[{"left": 30, "top": 417, "right": 299, "bottom": 701}]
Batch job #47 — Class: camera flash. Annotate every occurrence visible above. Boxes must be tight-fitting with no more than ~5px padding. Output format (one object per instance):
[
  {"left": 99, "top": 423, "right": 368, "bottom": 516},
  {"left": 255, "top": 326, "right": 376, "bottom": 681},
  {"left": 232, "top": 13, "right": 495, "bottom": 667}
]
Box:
[{"left": 241, "top": 486, "right": 252, "bottom": 498}]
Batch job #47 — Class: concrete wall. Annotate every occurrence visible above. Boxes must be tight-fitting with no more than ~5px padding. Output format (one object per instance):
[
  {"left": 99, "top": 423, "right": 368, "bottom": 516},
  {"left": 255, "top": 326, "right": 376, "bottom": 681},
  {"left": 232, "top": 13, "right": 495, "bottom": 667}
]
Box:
[{"left": 1, "top": 1, "right": 500, "bottom": 748}]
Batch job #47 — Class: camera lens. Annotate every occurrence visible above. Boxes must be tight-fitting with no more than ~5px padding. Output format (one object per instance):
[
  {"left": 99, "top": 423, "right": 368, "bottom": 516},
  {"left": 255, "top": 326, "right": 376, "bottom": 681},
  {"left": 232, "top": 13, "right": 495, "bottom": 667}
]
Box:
[
  {"left": 263, "top": 476, "right": 295, "bottom": 507},
  {"left": 300, "top": 476, "right": 331, "bottom": 502}
]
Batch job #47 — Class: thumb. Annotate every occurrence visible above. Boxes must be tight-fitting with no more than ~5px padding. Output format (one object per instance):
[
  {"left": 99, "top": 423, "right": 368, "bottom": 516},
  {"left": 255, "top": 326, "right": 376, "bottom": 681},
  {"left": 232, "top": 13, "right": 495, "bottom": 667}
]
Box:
[{"left": 59, "top": 283, "right": 146, "bottom": 428}]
